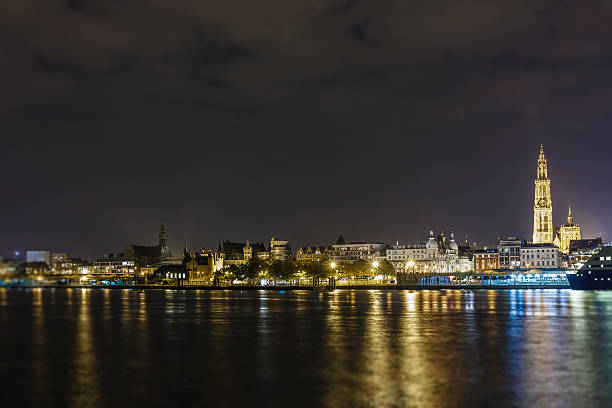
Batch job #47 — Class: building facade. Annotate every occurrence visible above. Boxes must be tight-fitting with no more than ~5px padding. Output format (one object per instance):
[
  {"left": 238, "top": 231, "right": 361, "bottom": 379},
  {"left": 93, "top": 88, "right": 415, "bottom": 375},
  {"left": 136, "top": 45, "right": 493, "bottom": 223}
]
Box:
[
  {"left": 270, "top": 238, "right": 291, "bottom": 261},
  {"left": 554, "top": 205, "right": 582, "bottom": 254},
  {"left": 387, "top": 231, "right": 470, "bottom": 274},
  {"left": 26, "top": 251, "right": 50, "bottom": 265},
  {"left": 154, "top": 246, "right": 222, "bottom": 282},
  {"left": 498, "top": 237, "right": 525, "bottom": 269},
  {"left": 220, "top": 240, "right": 268, "bottom": 265},
  {"left": 473, "top": 248, "right": 499, "bottom": 272},
  {"left": 329, "top": 235, "right": 386, "bottom": 263},
  {"left": 296, "top": 246, "right": 330, "bottom": 262},
  {"left": 51, "top": 253, "right": 68, "bottom": 273},
  {"left": 533, "top": 145, "right": 554, "bottom": 244},
  {"left": 520, "top": 244, "right": 560, "bottom": 268},
  {"left": 56, "top": 257, "right": 89, "bottom": 275},
  {"left": 93, "top": 255, "right": 138, "bottom": 275}
]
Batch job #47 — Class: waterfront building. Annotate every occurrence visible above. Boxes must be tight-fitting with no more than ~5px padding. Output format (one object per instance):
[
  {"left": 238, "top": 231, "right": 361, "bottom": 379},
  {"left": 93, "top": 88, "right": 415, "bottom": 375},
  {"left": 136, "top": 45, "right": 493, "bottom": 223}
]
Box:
[
  {"left": 26, "top": 250, "right": 50, "bottom": 265},
  {"left": 93, "top": 254, "right": 137, "bottom": 275},
  {"left": 0, "top": 258, "right": 19, "bottom": 276},
  {"left": 473, "top": 248, "right": 499, "bottom": 272},
  {"left": 498, "top": 237, "right": 525, "bottom": 269},
  {"left": 554, "top": 205, "right": 582, "bottom": 254},
  {"left": 386, "top": 244, "right": 428, "bottom": 271},
  {"left": 296, "top": 245, "right": 330, "bottom": 262},
  {"left": 56, "top": 257, "right": 89, "bottom": 275},
  {"left": 124, "top": 224, "right": 172, "bottom": 267},
  {"left": 270, "top": 237, "right": 291, "bottom": 261},
  {"left": 329, "top": 235, "right": 386, "bottom": 263},
  {"left": 154, "top": 245, "right": 222, "bottom": 282},
  {"left": 520, "top": 243, "right": 560, "bottom": 268},
  {"left": 533, "top": 145, "right": 554, "bottom": 244},
  {"left": 23, "top": 262, "right": 50, "bottom": 275},
  {"left": 387, "top": 231, "right": 470, "bottom": 274},
  {"left": 220, "top": 240, "right": 268, "bottom": 265},
  {"left": 51, "top": 253, "right": 67, "bottom": 273}
]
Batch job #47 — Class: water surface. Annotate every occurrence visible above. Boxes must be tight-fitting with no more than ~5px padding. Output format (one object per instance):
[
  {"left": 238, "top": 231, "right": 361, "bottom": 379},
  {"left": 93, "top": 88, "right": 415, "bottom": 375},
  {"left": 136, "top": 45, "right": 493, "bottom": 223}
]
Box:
[{"left": 1, "top": 288, "right": 611, "bottom": 407}]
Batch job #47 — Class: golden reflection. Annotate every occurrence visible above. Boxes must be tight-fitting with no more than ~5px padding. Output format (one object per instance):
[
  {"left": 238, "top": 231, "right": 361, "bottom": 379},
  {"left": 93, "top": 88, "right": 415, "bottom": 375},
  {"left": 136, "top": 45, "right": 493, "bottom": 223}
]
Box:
[
  {"left": 357, "top": 290, "right": 395, "bottom": 406},
  {"left": 396, "top": 290, "right": 447, "bottom": 407},
  {"left": 69, "top": 288, "right": 100, "bottom": 407},
  {"left": 487, "top": 290, "right": 497, "bottom": 311},
  {"left": 66, "top": 287, "right": 73, "bottom": 307},
  {"left": 130, "top": 290, "right": 152, "bottom": 400},
  {"left": 31, "top": 288, "right": 49, "bottom": 400},
  {"left": 405, "top": 291, "right": 416, "bottom": 312},
  {"left": 0, "top": 287, "right": 6, "bottom": 307}
]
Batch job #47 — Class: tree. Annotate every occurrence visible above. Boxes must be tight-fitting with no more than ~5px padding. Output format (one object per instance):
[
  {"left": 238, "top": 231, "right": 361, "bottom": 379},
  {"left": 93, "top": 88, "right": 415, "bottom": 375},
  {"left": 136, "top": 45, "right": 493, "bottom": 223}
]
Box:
[
  {"left": 245, "top": 258, "right": 269, "bottom": 280},
  {"left": 378, "top": 259, "right": 396, "bottom": 278},
  {"left": 269, "top": 259, "right": 297, "bottom": 281},
  {"left": 345, "top": 258, "right": 371, "bottom": 277}
]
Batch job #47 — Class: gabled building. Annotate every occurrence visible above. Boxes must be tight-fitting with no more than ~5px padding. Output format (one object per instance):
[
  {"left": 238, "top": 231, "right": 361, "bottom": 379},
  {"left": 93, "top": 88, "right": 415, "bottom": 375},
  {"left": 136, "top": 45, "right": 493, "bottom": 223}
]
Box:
[
  {"left": 154, "top": 245, "right": 222, "bottom": 282},
  {"left": 296, "top": 245, "right": 330, "bottom": 262},
  {"left": 220, "top": 240, "right": 268, "bottom": 265}
]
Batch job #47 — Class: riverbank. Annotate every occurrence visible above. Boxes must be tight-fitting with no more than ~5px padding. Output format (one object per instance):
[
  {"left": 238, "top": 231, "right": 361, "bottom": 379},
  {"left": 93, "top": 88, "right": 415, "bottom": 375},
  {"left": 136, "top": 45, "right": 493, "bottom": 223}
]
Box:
[{"left": 1, "top": 284, "right": 570, "bottom": 290}]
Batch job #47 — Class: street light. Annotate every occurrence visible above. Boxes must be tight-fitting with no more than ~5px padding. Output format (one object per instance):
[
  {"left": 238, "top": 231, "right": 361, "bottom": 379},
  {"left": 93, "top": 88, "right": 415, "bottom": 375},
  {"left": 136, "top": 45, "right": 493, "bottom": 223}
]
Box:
[{"left": 330, "top": 261, "right": 337, "bottom": 289}]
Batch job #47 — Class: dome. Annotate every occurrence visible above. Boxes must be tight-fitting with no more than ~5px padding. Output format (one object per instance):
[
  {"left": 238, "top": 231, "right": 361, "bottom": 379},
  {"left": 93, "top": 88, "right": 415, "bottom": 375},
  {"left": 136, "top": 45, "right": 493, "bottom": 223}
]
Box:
[
  {"left": 426, "top": 230, "right": 438, "bottom": 250},
  {"left": 448, "top": 232, "right": 459, "bottom": 251}
]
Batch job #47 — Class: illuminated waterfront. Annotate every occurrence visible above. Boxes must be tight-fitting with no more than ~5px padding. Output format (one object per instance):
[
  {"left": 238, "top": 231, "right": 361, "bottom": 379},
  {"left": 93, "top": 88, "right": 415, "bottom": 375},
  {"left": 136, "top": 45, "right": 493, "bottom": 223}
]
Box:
[{"left": 2, "top": 288, "right": 612, "bottom": 407}]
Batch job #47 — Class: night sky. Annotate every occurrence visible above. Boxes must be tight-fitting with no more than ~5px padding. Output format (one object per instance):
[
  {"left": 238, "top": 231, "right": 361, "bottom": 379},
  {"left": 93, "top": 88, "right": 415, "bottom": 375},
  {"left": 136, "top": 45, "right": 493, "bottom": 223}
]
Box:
[{"left": 2, "top": 1, "right": 611, "bottom": 259}]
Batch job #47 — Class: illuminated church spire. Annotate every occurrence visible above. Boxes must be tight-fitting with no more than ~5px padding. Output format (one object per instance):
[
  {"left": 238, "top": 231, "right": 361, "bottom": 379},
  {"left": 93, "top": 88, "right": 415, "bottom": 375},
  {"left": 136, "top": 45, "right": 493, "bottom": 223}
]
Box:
[
  {"left": 532, "top": 145, "right": 553, "bottom": 244},
  {"left": 567, "top": 204, "right": 573, "bottom": 225},
  {"left": 537, "top": 144, "right": 548, "bottom": 180}
]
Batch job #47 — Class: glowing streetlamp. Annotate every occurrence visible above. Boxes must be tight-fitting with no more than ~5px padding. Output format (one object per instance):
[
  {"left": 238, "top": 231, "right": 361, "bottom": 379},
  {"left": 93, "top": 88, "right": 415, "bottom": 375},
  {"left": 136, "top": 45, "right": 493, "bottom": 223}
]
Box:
[
  {"left": 372, "top": 260, "right": 379, "bottom": 268},
  {"left": 329, "top": 261, "right": 337, "bottom": 289}
]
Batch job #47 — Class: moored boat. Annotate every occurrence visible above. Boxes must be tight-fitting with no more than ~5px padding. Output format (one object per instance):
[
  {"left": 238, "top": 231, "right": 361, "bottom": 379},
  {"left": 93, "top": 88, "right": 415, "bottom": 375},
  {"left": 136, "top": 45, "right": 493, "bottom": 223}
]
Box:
[{"left": 567, "top": 246, "right": 612, "bottom": 290}]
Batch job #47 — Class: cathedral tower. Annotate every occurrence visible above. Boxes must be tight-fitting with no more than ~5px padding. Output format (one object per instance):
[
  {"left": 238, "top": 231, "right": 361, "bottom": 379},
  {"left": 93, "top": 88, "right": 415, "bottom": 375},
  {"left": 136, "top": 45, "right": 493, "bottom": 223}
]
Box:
[
  {"left": 533, "top": 145, "right": 553, "bottom": 243},
  {"left": 159, "top": 224, "right": 170, "bottom": 259}
]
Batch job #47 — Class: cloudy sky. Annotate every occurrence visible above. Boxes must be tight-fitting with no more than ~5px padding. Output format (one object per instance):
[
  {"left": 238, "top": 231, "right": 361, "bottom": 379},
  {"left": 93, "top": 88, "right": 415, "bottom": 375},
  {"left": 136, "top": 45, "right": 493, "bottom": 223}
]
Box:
[{"left": 2, "top": 0, "right": 611, "bottom": 258}]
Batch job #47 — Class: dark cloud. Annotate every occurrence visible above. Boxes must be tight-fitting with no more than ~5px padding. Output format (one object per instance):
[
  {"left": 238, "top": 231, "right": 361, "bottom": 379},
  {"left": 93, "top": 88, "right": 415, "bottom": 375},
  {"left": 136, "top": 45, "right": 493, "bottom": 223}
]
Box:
[
  {"left": 346, "top": 19, "right": 381, "bottom": 47},
  {"left": 1, "top": 0, "right": 612, "bottom": 257}
]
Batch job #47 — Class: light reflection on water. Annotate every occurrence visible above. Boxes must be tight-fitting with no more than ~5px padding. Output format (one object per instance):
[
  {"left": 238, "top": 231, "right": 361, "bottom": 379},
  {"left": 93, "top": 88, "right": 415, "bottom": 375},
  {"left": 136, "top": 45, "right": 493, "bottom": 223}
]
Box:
[{"left": 2, "top": 289, "right": 612, "bottom": 407}]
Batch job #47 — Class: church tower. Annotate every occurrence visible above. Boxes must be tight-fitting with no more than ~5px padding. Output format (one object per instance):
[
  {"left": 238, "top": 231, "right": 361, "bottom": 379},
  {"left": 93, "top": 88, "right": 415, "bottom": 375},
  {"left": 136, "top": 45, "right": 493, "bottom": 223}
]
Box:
[
  {"left": 533, "top": 145, "right": 553, "bottom": 243},
  {"left": 159, "top": 224, "right": 170, "bottom": 259},
  {"left": 554, "top": 204, "right": 582, "bottom": 254}
]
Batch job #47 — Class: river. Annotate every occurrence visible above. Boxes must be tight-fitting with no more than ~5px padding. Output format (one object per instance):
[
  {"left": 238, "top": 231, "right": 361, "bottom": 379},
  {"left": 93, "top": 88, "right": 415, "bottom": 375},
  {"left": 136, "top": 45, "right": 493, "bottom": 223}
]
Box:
[{"left": 1, "top": 288, "right": 611, "bottom": 407}]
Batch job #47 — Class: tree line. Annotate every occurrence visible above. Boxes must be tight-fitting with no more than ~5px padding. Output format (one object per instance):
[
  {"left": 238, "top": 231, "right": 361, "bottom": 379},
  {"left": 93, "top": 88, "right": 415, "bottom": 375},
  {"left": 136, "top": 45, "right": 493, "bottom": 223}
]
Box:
[{"left": 214, "top": 257, "right": 396, "bottom": 282}]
